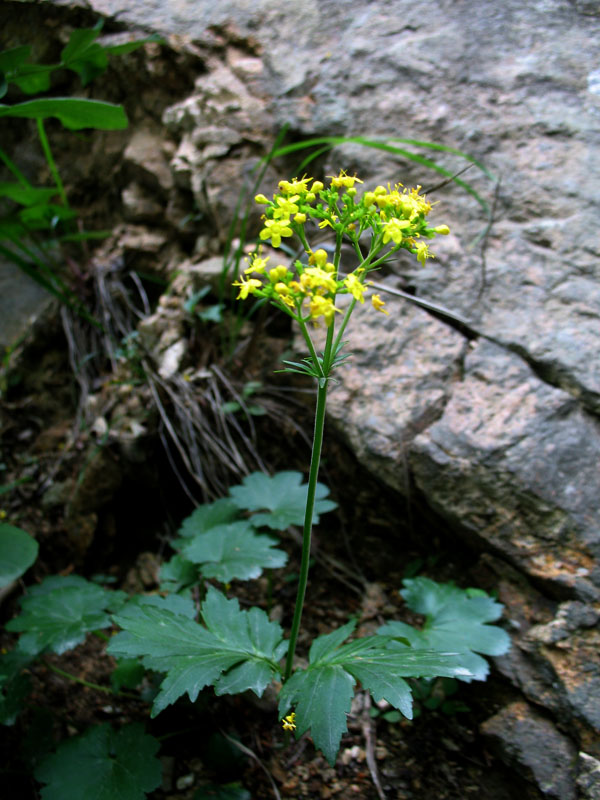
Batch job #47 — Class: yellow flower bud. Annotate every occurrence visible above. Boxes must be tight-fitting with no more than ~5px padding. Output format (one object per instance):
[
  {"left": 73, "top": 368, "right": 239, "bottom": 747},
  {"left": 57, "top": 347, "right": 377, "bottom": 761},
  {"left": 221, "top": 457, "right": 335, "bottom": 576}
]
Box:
[
  {"left": 305, "top": 192, "right": 316, "bottom": 202},
  {"left": 346, "top": 187, "right": 357, "bottom": 197},
  {"left": 254, "top": 193, "right": 270, "bottom": 204},
  {"left": 294, "top": 212, "right": 307, "bottom": 223},
  {"left": 310, "top": 249, "right": 329, "bottom": 268},
  {"left": 269, "top": 265, "right": 290, "bottom": 282},
  {"left": 311, "top": 181, "right": 324, "bottom": 193},
  {"left": 373, "top": 185, "right": 387, "bottom": 196},
  {"left": 364, "top": 192, "right": 376, "bottom": 205},
  {"left": 434, "top": 224, "right": 450, "bottom": 235}
]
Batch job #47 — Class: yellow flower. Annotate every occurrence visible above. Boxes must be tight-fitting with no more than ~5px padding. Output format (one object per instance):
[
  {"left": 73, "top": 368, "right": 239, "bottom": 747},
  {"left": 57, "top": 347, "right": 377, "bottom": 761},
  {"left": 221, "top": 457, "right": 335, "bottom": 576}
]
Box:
[
  {"left": 294, "top": 212, "right": 307, "bottom": 224},
  {"left": 328, "top": 169, "right": 364, "bottom": 189},
  {"left": 232, "top": 277, "right": 263, "bottom": 299},
  {"left": 278, "top": 176, "right": 312, "bottom": 195},
  {"left": 372, "top": 294, "right": 390, "bottom": 315},
  {"left": 414, "top": 240, "right": 434, "bottom": 266},
  {"left": 259, "top": 218, "right": 293, "bottom": 247},
  {"left": 282, "top": 712, "right": 296, "bottom": 731},
  {"left": 244, "top": 247, "right": 270, "bottom": 274},
  {"left": 303, "top": 267, "right": 338, "bottom": 293},
  {"left": 309, "top": 295, "right": 341, "bottom": 326},
  {"left": 273, "top": 195, "right": 300, "bottom": 219},
  {"left": 382, "top": 217, "right": 411, "bottom": 245},
  {"left": 318, "top": 214, "right": 338, "bottom": 229},
  {"left": 344, "top": 273, "right": 367, "bottom": 303}
]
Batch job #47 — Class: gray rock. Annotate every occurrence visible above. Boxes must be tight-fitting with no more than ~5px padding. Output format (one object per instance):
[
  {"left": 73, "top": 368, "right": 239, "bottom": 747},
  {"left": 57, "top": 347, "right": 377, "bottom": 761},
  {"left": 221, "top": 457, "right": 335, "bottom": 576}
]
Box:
[
  {"left": 411, "top": 340, "right": 600, "bottom": 601},
  {"left": 481, "top": 701, "right": 578, "bottom": 799},
  {"left": 578, "top": 753, "right": 600, "bottom": 800}
]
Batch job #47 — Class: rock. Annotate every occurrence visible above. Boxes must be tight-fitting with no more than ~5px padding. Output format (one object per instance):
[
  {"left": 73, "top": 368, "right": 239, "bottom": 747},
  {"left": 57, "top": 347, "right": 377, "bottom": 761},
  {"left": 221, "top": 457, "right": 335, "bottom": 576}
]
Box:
[
  {"left": 123, "top": 126, "right": 174, "bottom": 193},
  {"left": 0, "top": 259, "right": 53, "bottom": 352},
  {"left": 481, "top": 701, "right": 577, "bottom": 799},
  {"left": 578, "top": 753, "right": 600, "bottom": 800},
  {"left": 410, "top": 340, "right": 600, "bottom": 601},
  {"left": 122, "top": 182, "right": 165, "bottom": 224},
  {"left": 322, "top": 288, "right": 466, "bottom": 495}
]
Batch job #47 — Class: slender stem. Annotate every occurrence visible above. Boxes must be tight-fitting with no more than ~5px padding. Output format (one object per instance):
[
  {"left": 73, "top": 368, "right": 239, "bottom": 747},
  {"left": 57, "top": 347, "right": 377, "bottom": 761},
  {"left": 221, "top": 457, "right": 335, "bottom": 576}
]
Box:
[
  {"left": 0, "top": 146, "right": 32, "bottom": 188},
  {"left": 36, "top": 118, "right": 68, "bottom": 207},
  {"left": 43, "top": 660, "right": 138, "bottom": 698},
  {"left": 283, "top": 378, "right": 329, "bottom": 682}
]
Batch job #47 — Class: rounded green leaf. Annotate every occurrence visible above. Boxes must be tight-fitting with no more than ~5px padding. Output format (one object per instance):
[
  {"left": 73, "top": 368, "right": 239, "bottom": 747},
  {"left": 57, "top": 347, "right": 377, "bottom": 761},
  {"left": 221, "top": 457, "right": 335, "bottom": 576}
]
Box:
[{"left": 0, "top": 523, "right": 38, "bottom": 587}]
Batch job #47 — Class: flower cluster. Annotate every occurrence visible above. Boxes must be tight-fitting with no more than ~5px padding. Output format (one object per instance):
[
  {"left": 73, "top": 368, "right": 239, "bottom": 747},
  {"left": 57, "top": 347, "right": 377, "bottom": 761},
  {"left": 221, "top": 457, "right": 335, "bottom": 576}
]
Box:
[{"left": 233, "top": 170, "right": 449, "bottom": 327}]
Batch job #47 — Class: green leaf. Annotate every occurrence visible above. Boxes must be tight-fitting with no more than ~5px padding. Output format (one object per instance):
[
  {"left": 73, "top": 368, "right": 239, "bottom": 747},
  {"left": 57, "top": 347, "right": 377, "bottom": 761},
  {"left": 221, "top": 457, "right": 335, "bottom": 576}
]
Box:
[
  {"left": 0, "top": 98, "right": 128, "bottom": 130},
  {"left": 280, "top": 622, "right": 476, "bottom": 765},
  {"left": 103, "top": 35, "right": 163, "bottom": 57},
  {"left": 0, "top": 523, "right": 38, "bottom": 587},
  {"left": 125, "top": 591, "right": 197, "bottom": 619},
  {"left": 110, "top": 659, "right": 146, "bottom": 692},
  {"left": 195, "top": 783, "right": 251, "bottom": 800},
  {"left": 60, "top": 26, "right": 108, "bottom": 85},
  {"left": 178, "top": 498, "right": 240, "bottom": 538},
  {"left": 0, "top": 45, "right": 31, "bottom": 73},
  {"left": 378, "top": 577, "right": 511, "bottom": 681},
  {"left": 0, "top": 182, "right": 58, "bottom": 207},
  {"left": 6, "top": 575, "right": 124, "bottom": 655},
  {"left": 159, "top": 554, "right": 201, "bottom": 593},
  {"left": 108, "top": 586, "right": 286, "bottom": 716},
  {"left": 0, "top": 648, "right": 33, "bottom": 725},
  {"left": 179, "top": 520, "right": 287, "bottom": 583},
  {"left": 279, "top": 665, "right": 355, "bottom": 766},
  {"left": 35, "top": 723, "right": 162, "bottom": 800},
  {"left": 229, "top": 471, "right": 337, "bottom": 530},
  {"left": 12, "top": 64, "right": 53, "bottom": 94}
]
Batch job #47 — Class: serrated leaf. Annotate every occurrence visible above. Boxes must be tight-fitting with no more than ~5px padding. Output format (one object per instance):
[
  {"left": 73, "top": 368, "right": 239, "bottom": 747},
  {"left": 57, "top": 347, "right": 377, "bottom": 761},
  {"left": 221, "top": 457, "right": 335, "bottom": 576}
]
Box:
[
  {"left": 5, "top": 575, "right": 122, "bottom": 655},
  {"left": 125, "top": 591, "right": 197, "bottom": 619},
  {"left": 35, "top": 723, "right": 161, "bottom": 800},
  {"left": 378, "top": 577, "right": 511, "bottom": 681},
  {"left": 279, "top": 665, "right": 355, "bottom": 766},
  {"left": 0, "top": 648, "right": 33, "bottom": 726},
  {"left": 108, "top": 587, "right": 285, "bottom": 715},
  {"left": 178, "top": 498, "right": 240, "bottom": 538},
  {"left": 229, "top": 471, "right": 337, "bottom": 530},
  {"left": 0, "top": 523, "right": 38, "bottom": 587},
  {"left": 159, "top": 554, "right": 200, "bottom": 593},
  {"left": 180, "top": 521, "right": 287, "bottom": 583}
]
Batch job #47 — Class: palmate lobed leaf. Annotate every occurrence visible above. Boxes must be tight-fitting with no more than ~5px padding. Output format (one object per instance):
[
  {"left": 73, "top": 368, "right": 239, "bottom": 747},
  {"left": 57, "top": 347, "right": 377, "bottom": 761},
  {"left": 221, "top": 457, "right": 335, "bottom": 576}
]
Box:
[
  {"left": 378, "top": 577, "right": 511, "bottom": 681},
  {"left": 178, "top": 498, "right": 240, "bottom": 538},
  {"left": 6, "top": 575, "right": 125, "bottom": 656},
  {"left": 179, "top": 520, "right": 287, "bottom": 583},
  {"left": 280, "top": 620, "right": 475, "bottom": 765},
  {"left": 108, "top": 587, "right": 286, "bottom": 716},
  {"left": 34, "top": 722, "right": 161, "bottom": 800},
  {"left": 229, "top": 471, "right": 337, "bottom": 530}
]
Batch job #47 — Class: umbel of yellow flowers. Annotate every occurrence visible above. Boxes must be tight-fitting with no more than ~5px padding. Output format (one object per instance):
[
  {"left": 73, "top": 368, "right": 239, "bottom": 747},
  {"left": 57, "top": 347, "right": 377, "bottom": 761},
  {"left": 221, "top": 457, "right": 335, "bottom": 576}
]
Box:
[{"left": 233, "top": 171, "right": 450, "bottom": 327}]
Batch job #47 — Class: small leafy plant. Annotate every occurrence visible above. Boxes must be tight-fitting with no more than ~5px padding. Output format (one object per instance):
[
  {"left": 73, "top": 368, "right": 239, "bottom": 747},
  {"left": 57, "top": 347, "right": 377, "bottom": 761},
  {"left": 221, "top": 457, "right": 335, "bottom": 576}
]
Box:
[
  {"left": 0, "top": 23, "right": 157, "bottom": 316},
  {"left": 1, "top": 170, "right": 511, "bottom": 798}
]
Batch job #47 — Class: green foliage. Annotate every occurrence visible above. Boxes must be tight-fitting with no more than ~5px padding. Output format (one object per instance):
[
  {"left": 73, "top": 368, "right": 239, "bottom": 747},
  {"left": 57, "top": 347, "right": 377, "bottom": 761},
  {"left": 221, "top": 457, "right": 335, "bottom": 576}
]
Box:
[
  {"left": 278, "top": 618, "right": 476, "bottom": 765},
  {"left": 0, "top": 522, "right": 38, "bottom": 586},
  {"left": 378, "top": 577, "right": 511, "bottom": 681},
  {"left": 6, "top": 574, "right": 125, "bottom": 656},
  {"left": 229, "top": 470, "right": 337, "bottom": 530},
  {"left": 0, "top": 23, "right": 154, "bottom": 319},
  {"left": 178, "top": 520, "right": 287, "bottom": 583},
  {"left": 0, "top": 648, "right": 33, "bottom": 725},
  {"left": 108, "top": 586, "right": 287, "bottom": 716},
  {"left": 34, "top": 723, "right": 162, "bottom": 800},
  {"left": 0, "top": 97, "right": 128, "bottom": 130}
]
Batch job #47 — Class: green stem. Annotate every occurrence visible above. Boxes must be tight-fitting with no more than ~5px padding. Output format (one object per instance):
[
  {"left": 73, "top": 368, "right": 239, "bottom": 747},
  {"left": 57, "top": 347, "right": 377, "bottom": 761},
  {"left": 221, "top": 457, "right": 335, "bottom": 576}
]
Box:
[
  {"left": 283, "top": 377, "right": 329, "bottom": 682},
  {"left": 43, "top": 660, "right": 138, "bottom": 698},
  {"left": 36, "top": 118, "right": 68, "bottom": 207}
]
